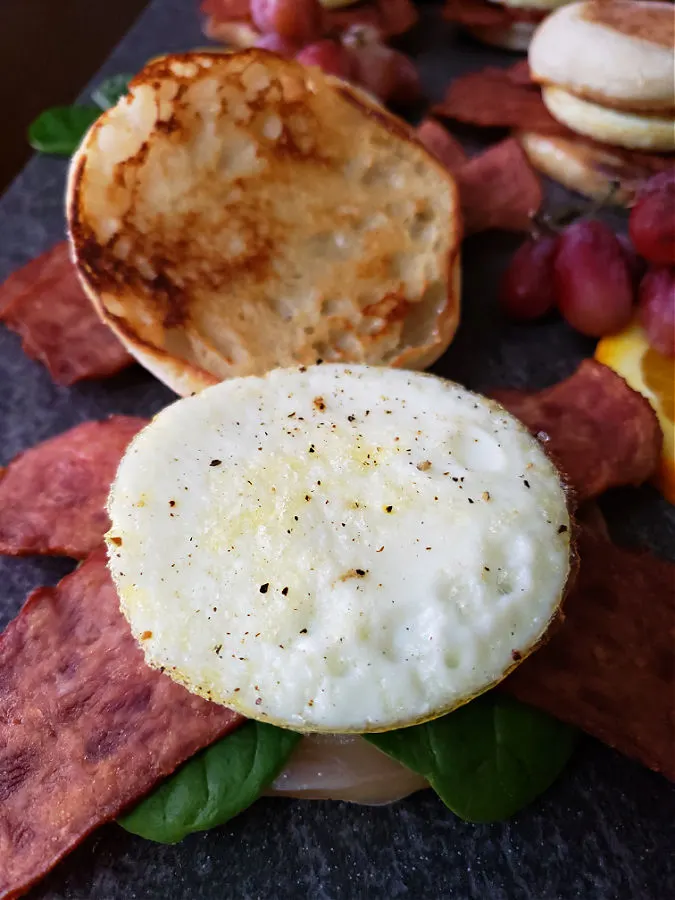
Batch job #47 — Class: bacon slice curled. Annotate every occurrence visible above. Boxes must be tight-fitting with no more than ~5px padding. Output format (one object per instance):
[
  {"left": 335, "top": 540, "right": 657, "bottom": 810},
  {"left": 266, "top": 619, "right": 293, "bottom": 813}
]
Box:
[
  {"left": 0, "top": 242, "right": 134, "bottom": 385},
  {"left": 416, "top": 118, "right": 468, "bottom": 172},
  {"left": 432, "top": 63, "right": 674, "bottom": 182},
  {"left": 0, "top": 551, "right": 242, "bottom": 900},
  {"left": 456, "top": 138, "right": 542, "bottom": 235},
  {"left": 504, "top": 521, "right": 675, "bottom": 781},
  {"left": 416, "top": 122, "right": 542, "bottom": 234},
  {"left": 0, "top": 417, "right": 148, "bottom": 559},
  {"left": 491, "top": 360, "right": 662, "bottom": 505},
  {"left": 433, "top": 62, "right": 562, "bottom": 133}
]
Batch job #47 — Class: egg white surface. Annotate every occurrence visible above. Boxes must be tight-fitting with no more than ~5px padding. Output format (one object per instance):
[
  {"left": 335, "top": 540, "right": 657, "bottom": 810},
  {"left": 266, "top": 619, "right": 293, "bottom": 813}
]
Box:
[{"left": 107, "top": 365, "right": 570, "bottom": 732}]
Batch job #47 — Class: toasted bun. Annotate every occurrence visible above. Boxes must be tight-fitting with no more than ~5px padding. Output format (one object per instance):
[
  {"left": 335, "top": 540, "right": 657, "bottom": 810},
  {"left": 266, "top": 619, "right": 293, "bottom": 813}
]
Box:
[
  {"left": 67, "top": 51, "right": 461, "bottom": 397},
  {"left": 542, "top": 85, "right": 675, "bottom": 151},
  {"left": 518, "top": 131, "right": 656, "bottom": 205},
  {"left": 529, "top": 1, "right": 675, "bottom": 112},
  {"left": 466, "top": 20, "right": 537, "bottom": 51}
]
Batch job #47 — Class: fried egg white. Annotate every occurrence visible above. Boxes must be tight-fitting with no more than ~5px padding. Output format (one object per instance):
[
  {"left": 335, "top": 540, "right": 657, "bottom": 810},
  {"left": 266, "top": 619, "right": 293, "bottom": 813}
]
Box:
[{"left": 107, "top": 365, "right": 571, "bottom": 733}]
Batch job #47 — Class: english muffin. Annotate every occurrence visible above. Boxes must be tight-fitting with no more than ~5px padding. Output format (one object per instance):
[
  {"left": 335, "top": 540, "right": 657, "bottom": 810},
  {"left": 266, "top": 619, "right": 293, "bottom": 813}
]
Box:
[
  {"left": 67, "top": 51, "right": 461, "bottom": 396},
  {"left": 521, "top": 0, "right": 674, "bottom": 202}
]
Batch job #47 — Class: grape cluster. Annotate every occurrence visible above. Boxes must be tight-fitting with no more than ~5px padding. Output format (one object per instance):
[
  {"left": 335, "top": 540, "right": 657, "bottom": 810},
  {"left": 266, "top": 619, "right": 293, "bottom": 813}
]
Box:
[
  {"left": 250, "top": 0, "right": 420, "bottom": 105},
  {"left": 501, "top": 171, "right": 675, "bottom": 357}
]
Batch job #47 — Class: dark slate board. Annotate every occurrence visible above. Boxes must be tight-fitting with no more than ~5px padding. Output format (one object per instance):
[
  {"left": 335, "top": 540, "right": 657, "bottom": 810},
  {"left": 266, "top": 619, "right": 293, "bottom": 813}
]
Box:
[{"left": 1, "top": 2, "right": 674, "bottom": 898}]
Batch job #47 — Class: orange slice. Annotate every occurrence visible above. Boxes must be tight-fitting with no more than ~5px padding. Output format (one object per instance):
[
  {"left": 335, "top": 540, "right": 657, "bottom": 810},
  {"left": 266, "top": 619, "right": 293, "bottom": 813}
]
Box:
[{"left": 596, "top": 321, "right": 675, "bottom": 504}]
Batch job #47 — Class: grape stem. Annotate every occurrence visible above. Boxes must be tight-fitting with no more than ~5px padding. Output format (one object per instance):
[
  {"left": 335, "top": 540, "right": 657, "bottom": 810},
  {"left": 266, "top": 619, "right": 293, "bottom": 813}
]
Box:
[{"left": 532, "top": 180, "right": 621, "bottom": 238}]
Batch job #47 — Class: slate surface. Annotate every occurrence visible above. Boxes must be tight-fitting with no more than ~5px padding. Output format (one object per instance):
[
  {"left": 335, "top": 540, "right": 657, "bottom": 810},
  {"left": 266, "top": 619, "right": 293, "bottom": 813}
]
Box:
[{"left": 1, "top": 2, "right": 674, "bottom": 898}]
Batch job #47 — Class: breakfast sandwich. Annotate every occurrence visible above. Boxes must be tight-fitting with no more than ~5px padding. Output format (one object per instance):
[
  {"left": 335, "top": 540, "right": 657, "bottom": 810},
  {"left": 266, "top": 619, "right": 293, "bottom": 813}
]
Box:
[
  {"left": 2, "top": 356, "right": 673, "bottom": 900},
  {"left": 523, "top": 0, "right": 674, "bottom": 201},
  {"left": 433, "top": 1, "right": 674, "bottom": 204},
  {"left": 67, "top": 51, "right": 461, "bottom": 397}
]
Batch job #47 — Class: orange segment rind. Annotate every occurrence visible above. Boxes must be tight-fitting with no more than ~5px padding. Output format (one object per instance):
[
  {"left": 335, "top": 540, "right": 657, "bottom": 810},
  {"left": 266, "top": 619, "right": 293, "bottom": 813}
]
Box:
[{"left": 596, "top": 321, "right": 675, "bottom": 504}]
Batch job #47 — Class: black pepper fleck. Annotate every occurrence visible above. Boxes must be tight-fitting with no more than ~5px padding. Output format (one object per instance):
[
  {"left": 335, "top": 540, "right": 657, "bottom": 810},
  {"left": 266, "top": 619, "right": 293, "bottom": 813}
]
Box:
[
  {"left": 210, "top": 459, "right": 222, "bottom": 467},
  {"left": 260, "top": 583, "right": 269, "bottom": 594}
]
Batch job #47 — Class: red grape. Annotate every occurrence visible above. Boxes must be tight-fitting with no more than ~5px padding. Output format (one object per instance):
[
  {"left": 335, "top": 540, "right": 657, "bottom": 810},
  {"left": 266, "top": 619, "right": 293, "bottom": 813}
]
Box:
[
  {"left": 500, "top": 235, "right": 559, "bottom": 321},
  {"left": 554, "top": 220, "right": 634, "bottom": 337},
  {"left": 251, "top": 0, "right": 323, "bottom": 43},
  {"left": 629, "top": 169, "right": 675, "bottom": 266},
  {"left": 254, "top": 33, "right": 300, "bottom": 57},
  {"left": 616, "top": 233, "right": 646, "bottom": 289},
  {"left": 638, "top": 267, "right": 675, "bottom": 357},
  {"left": 386, "top": 51, "right": 422, "bottom": 106},
  {"left": 295, "top": 40, "right": 354, "bottom": 79},
  {"left": 348, "top": 39, "right": 399, "bottom": 102},
  {"left": 343, "top": 34, "right": 420, "bottom": 106}
]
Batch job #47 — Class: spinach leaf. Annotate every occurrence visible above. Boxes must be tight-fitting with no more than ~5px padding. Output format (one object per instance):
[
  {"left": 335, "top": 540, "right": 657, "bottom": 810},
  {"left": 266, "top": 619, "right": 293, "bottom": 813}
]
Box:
[
  {"left": 365, "top": 694, "right": 577, "bottom": 822},
  {"left": 28, "top": 106, "right": 101, "bottom": 156},
  {"left": 27, "top": 73, "right": 130, "bottom": 158},
  {"left": 91, "top": 74, "right": 132, "bottom": 110},
  {"left": 118, "top": 721, "right": 300, "bottom": 844}
]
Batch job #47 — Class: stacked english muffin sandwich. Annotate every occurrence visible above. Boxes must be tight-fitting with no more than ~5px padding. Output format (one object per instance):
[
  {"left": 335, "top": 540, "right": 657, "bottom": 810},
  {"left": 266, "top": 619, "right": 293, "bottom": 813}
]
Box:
[{"left": 522, "top": 0, "right": 674, "bottom": 201}]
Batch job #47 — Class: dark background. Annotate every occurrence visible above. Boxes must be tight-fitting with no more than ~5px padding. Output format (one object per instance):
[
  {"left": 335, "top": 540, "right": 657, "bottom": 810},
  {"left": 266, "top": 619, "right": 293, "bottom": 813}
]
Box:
[{"left": 0, "top": 0, "right": 149, "bottom": 193}]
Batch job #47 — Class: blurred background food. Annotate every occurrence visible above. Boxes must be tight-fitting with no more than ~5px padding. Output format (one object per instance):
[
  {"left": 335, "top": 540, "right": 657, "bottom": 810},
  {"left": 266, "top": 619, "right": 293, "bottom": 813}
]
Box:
[{"left": 0, "top": 0, "right": 149, "bottom": 193}]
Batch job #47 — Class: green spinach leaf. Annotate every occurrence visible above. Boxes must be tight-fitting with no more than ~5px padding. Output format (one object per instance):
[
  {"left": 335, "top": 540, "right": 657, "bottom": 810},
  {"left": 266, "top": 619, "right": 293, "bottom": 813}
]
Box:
[
  {"left": 118, "top": 721, "right": 301, "bottom": 844},
  {"left": 91, "top": 74, "right": 132, "bottom": 110},
  {"left": 28, "top": 106, "right": 101, "bottom": 156},
  {"left": 365, "top": 694, "right": 577, "bottom": 822}
]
